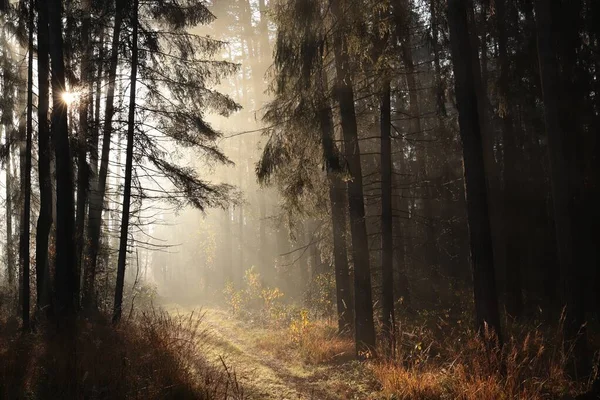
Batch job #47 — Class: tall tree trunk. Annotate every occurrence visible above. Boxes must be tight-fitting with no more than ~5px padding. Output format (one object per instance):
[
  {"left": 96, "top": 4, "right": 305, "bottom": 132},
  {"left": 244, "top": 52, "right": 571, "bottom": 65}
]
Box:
[
  {"left": 113, "top": 0, "right": 138, "bottom": 324},
  {"left": 534, "top": 0, "right": 587, "bottom": 372},
  {"left": 496, "top": 0, "right": 523, "bottom": 318},
  {"left": 35, "top": 0, "right": 52, "bottom": 314},
  {"left": 317, "top": 73, "right": 353, "bottom": 331},
  {"left": 4, "top": 113, "right": 15, "bottom": 295},
  {"left": 19, "top": 2, "right": 34, "bottom": 329},
  {"left": 331, "top": 0, "right": 376, "bottom": 355},
  {"left": 48, "top": 0, "right": 77, "bottom": 318},
  {"left": 83, "top": 2, "right": 123, "bottom": 309},
  {"left": 75, "top": 0, "right": 93, "bottom": 306},
  {"left": 447, "top": 0, "right": 502, "bottom": 342},
  {"left": 90, "top": 30, "right": 104, "bottom": 178},
  {"left": 380, "top": 78, "right": 395, "bottom": 352}
]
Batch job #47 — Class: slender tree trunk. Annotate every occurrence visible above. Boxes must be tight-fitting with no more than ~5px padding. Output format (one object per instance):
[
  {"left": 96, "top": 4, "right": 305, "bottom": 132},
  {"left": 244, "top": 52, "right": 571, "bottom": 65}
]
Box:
[
  {"left": 447, "top": 0, "right": 502, "bottom": 343},
  {"left": 331, "top": 0, "right": 376, "bottom": 355},
  {"left": 534, "top": 0, "right": 587, "bottom": 372},
  {"left": 380, "top": 78, "right": 395, "bottom": 351},
  {"left": 19, "top": 3, "right": 34, "bottom": 329},
  {"left": 83, "top": 2, "right": 123, "bottom": 309},
  {"left": 90, "top": 31, "right": 104, "bottom": 178},
  {"left": 75, "top": 0, "right": 93, "bottom": 310},
  {"left": 4, "top": 116, "right": 15, "bottom": 295},
  {"left": 48, "top": 0, "right": 77, "bottom": 318},
  {"left": 113, "top": 0, "right": 138, "bottom": 324},
  {"left": 35, "top": 0, "right": 53, "bottom": 314}
]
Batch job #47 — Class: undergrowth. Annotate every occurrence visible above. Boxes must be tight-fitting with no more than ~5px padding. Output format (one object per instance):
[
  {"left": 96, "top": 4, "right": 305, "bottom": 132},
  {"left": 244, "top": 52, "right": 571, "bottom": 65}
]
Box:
[
  {"left": 371, "top": 311, "right": 595, "bottom": 400},
  {"left": 0, "top": 308, "right": 245, "bottom": 400},
  {"left": 224, "top": 268, "right": 596, "bottom": 399}
]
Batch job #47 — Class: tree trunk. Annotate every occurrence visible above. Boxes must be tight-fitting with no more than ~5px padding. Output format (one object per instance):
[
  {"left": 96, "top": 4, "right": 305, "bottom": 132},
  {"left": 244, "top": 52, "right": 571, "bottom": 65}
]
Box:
[
  {"left": 113, "top": 0, "right": 138, "bottom": 324},
  {"left": 83, "top": 1, "right": 123, "bottom": 309},
  {"left": 534, "top": 0, "right": 587, "bottom": 372},
  {"left": 48, "top": 0, "right": 77, "bottom": 318},
  {"left": 75, "top": 0, "right": 93, "bottom": 306},
  {"left": 19, "top": 2, "right": 34, "bottom": 329},
  {"left": 380, "top": 78, "right": 395, "bottom": 351},
  {"left": 447, "top": 0, "right": 502, "bottom": 342},
  {"left": 317, "top": 77, "right": 353, "bottom": 331},
  {"left": 331, "top": 0, "right": 376, "bottom": 355},
  {"left": 35, "top": 0, "right": 53, "bottom": 315}
]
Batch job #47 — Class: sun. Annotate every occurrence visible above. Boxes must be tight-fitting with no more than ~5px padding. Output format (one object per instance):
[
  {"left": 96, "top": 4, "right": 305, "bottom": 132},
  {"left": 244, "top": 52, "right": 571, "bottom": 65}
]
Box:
[{"left": 61, "top": 91, "right": 78, "bottom": 106}]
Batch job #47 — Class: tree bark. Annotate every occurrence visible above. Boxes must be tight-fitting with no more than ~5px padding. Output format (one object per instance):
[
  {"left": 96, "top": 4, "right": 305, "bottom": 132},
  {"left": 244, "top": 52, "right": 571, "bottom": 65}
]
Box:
[
  {"left": 35, "top": 0, "right": 53, "bottom": 315},
  {"left": 317, "top": 78, "right": 353, "bottom": 331},
  {"left": 380, "top": 78, "right": 395, "bottom": 351},
  {"left": 447, "top": 0, "right": 502, "bottom": 343},
  {"left": 48, "top": 0, "right": 77, "bottom": 318},
  {"left": 75, "top": 0, "right": 93, "bottom": 307},
  {"left": 330, "top": 0, "right": 376, "bottom": 355},
  {"left": 19, "top": 2, "right": 34, "bottom": 329},
  {"left": 113, "top": 0, "right": 138, "bottom": 324}
]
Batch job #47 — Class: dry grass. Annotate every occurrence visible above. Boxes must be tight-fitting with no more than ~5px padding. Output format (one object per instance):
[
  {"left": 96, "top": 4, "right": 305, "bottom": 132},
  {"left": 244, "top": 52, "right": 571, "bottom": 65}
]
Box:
[
  {"left": 296, "top": 321, "right": 354, "bottom": 364},
  {"left": 0, "top": 309, "right": 245, "bottom": 400},
  {"left": 370, "top": 317, "right": 594, "bottom": 400}
]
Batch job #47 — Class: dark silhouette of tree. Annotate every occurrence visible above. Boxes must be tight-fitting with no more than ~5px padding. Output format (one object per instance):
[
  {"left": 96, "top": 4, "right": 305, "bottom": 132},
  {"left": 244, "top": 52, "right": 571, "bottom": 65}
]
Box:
[
  {"left": 48, "top": 0, "right": 77, "bottom": 319},
  {"left": 35, "top": 0, "right": 52, "bottom": 314},
  {"left": 18, "top": 0, "right": 33, "bottom": 330},
  {"left": 447, "top": 0, "right": 501, "bottom": 342},
  {"left": 113, "top": 0, "right": 139, "bottom": 324}
]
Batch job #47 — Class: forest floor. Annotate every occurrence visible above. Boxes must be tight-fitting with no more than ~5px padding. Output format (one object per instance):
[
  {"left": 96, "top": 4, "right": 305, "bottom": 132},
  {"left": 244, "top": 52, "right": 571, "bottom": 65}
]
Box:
[{"left": 163, "top": 305, "right": 381, "bottom": 400}]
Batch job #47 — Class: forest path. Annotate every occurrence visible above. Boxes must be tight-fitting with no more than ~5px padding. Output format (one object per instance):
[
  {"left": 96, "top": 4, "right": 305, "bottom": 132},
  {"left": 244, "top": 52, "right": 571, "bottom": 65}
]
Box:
[{"left": 165, "top": 305, "right": 379, "bottom": 400}]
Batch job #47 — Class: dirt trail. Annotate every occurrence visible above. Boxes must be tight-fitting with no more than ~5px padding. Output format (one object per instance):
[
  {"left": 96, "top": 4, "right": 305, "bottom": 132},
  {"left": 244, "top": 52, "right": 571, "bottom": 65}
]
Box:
[{"left": 166, "top": 306, "right": 379, "bottom": 400}]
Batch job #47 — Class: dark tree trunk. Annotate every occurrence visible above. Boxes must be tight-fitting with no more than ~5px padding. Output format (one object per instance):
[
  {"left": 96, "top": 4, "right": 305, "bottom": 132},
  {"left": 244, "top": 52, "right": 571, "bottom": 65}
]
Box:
[
  {"left": 496, "top": 0, "right": 523, "bottom": 318},
  {"left": 83, "top": 1, "right": 123, "bottom": 309},
  {"left": 35, "top": 0, "right": 53, "bottom": 314},
  {"left": 447, "top": 0, "right": 502, "bottom": 343},
  {"left": 48, "top": 0, "right": 77, "bottom": 318},
  {"left": 3, "top": 77, "right": 15, "bottom": 295},
  {"left": 331, "top": 0, "right": 376, "bottom": 355},
  {"left": 534, "top": 0, "right": 587, "bottom": 372},
  {"left": 90, "top": 30, "right": 105, "bottom": 178},
  {"left": 113, "top": 0, "right": 138, "bottom": 324},
  {"left": 20, "top": 2, "right": 34, "bottom": 330},
  {"left": 75, "top": 0, "right": 93, "bottom": 307},
  {"left": 380, "top": 79, "right": 395, "bottom": 351},
  {"left": 318, "top": 78, "right": 353, "bottom": 331}
]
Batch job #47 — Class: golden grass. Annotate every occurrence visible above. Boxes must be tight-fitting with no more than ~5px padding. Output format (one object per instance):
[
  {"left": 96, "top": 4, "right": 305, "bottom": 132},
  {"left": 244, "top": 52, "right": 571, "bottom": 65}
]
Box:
[
  {"left": 370, "top": 320, "right": 592, "bottom": 400},
  {"left": 296, "top": 321, "right": 354, "bottom": 364}
]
